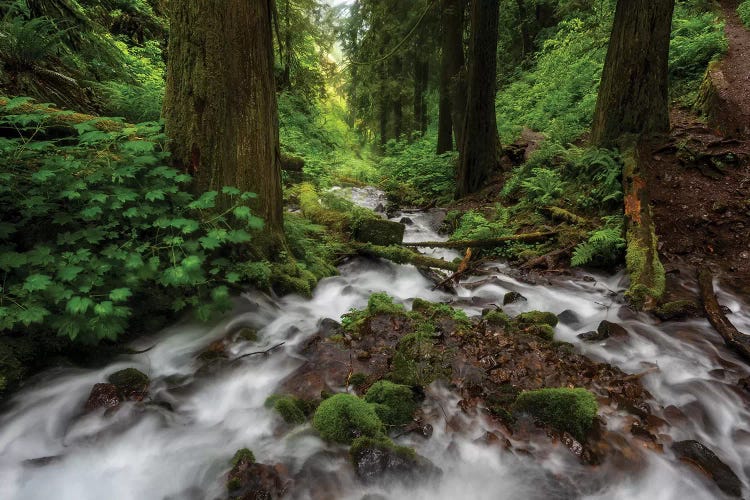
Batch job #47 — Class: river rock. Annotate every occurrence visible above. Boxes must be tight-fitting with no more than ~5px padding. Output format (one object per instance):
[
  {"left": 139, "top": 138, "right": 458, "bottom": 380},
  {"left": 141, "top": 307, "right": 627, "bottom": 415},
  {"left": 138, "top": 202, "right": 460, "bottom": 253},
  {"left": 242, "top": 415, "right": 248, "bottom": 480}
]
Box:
[
  {"left": 654, "top": 300, "right": 701, "bottom": 321},
  {"left": 503, "top": 291, "right": 527, "bottom": 305},
  {"left": 399, "top": 217, "right": 414, "bottom": 225},
  {"left": 227, "top": 459, "right": 291, "bottom": 499},
  {"left": 578, "top": 320, "right": 628, "bottom": 342},
  {"left": 107, "top": 368, "right": 149, "bottom": 400},
  {"left": 84, "top": 383, "right": 121, "bottom": 412},
  {"left": 354, "top": 219, "right": 405, "bottom": 246},
  {"left": 671, "top": 440, "right": 742, "bottom": 497},
  {"left": 557, "top": 310, "right": 582, "bottom": 328},
  {"left": 350, "top": 439, "right": 441, "bottom": 484},
  {"left": 317, "top": 318, "right": 342, "bottom": 338}
]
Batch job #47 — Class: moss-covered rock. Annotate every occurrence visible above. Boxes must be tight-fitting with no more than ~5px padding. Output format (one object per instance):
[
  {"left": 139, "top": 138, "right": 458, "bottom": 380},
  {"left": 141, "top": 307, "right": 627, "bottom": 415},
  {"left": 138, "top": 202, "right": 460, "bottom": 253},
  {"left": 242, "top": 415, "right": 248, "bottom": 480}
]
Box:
[
  {"left": 312, "top": 393, "right": 384, "bottom": 444},
  {"left": 515, "top": 311, "right": 559, "bottom": 328},
  {"left": 389, "top": 325, "right": 450, "bottom": 387},
  {"left": 265, "top": 395, "right": 310, "bottom": 425},
  {"left": 654, "top": 300, "right": 700, "bottom": 321},
  {"left": 341, "top": 292, "right": 407, "bottom": 336},
  {"left": 354, "top": 218, "right": 405, "bottom": 246},
  {"left": 514, "top": 388, "right": 598, "bottom": 441},
  {"left": 484, "top": 310, "right": 511, "bottom": 327},
  {"left": 231, "top": 448, "right": 256, "bottom": 467},
  {"left": 364, "top": 381, "right": 417, "bottom": 427},
  {"left": 107, "top": 368, "right": 149, "bottom": 397}
]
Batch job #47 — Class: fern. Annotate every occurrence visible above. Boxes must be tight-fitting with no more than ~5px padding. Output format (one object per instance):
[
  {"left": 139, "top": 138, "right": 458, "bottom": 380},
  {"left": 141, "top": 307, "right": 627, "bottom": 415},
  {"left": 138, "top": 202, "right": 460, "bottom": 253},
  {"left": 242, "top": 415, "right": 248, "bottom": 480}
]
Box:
[
  {"left": 571, "top": 216, "right": 626, "bottom": 267},
  {"left": 521, "top": 168, "right": 566, "bottom": 205},
  {"left": 0, "top": 15, "right": 64, "bottom": 70}
]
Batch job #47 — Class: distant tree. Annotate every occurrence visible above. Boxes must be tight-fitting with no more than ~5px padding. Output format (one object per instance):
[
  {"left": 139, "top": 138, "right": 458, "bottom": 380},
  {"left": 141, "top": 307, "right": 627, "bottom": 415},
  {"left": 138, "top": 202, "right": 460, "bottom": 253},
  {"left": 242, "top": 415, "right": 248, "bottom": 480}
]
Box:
[
  {"left": 592, "top": 0, "right": 676, "bottom": 146},
  {"left": 456, "top": 0, "right": 501, "bottom": 197},
  {"left": 163, "top": 0, "right": 285, "bottom": 252},
  {"left": 437, "top": 0, "right": 466, "bottom": 154}
]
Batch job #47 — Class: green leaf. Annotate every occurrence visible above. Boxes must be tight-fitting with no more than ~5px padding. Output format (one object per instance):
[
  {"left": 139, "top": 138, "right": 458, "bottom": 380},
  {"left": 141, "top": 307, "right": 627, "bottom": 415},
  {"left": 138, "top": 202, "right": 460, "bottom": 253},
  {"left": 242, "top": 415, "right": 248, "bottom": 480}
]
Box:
[
  {"left": 94, "top": 301, "right": 114, "bottom": 316},
  {"left": 145, "top": 189, "right": 165, "bottom": 202},
  {"left": 226, "top": 230, "right": 252, "bottom": 243},
  {"left": 181, "top": 255, "right": 203, "bottom": 271},
  {"left": 109, "top": 288, "right": 132, "bottom": 302},
  {"left": 23, "top": 274, "right": 52, "bottom": 292},
  {"left": 222, "top": 186, "right": 241, "bottom": 196},
  {"left": 0, "top": 252, "right": 27, "bottom": 271},
  {"left": 199, "top": 235, "right": 221, "bottom": 250},
  {"left": 18, "top": 305, "right": 50, "bottom": 326},
  {"left": 57, "top": 265, "right": 84, "bottom": 282},
  {"left": 233, "top": 206, "right": 251, "bottom": 220},
  {"left": 225, "top": 272, "right": 241, "bottom": 283},
  {"left": 66, "top": 296, "right": 94, "bottom": 315},
  {"left": 188, "top": 191, "right": 218, "bottom": 210}
]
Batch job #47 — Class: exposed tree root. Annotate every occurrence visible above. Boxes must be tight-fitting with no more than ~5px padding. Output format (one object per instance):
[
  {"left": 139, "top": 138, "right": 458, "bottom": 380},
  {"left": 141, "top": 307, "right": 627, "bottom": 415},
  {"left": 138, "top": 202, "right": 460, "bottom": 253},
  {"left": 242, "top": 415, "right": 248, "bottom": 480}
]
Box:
[{"left": 698, "top": 269, "right": 750, "bottom": 362}]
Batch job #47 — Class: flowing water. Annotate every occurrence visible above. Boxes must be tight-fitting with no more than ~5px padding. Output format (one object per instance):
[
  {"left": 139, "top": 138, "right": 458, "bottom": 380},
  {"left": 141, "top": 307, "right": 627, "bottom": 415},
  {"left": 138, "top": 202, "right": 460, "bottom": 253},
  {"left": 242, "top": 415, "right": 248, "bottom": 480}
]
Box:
[{"left": 1, "top": 187, "right": 749, "bottom": 499}]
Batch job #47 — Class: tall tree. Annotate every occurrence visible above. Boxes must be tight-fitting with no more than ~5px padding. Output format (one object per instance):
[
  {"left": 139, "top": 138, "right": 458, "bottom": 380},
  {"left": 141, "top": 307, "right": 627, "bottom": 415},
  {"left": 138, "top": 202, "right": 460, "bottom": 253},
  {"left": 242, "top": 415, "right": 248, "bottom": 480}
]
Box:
[
  {"left": 456, "top": 0, "right": 501, "bottom": 197},
  {"left": 591, "top": 0, "right": 676, "bottom": 146},
  {"left": 163, "top": 0, "right": 285, "bottom": 250},
  {"left": 437, "top": 0, "right": 466, "bottom": 154}
]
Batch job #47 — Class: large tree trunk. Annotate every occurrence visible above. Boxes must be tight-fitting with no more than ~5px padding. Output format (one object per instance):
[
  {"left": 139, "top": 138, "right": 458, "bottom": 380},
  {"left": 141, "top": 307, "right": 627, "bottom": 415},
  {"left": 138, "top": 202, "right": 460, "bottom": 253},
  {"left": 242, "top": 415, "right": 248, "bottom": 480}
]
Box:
[
  {"left": 413, "top": 56, "right": 429, "bottom": 135},
  {"left": 437, "top": 0, "right": 466, "bottom": 154},
  {"left": 591, "top": 0, "right": 675, "bottom": 146},
  {"left": 163, "top": 0, "right": 284, "bottom": 250},
  {"left": 456, "top": 0, "right": 501, "bottom": 198},
  {"left": 392, "top": 54, "right": 404, "bottom": 140}
]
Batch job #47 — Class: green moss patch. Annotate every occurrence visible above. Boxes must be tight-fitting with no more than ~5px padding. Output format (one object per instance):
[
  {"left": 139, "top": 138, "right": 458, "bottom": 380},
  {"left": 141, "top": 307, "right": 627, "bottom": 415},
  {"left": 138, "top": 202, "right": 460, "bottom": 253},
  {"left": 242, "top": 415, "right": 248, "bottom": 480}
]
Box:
[
  {"left": 107, "top": 368, "right": 149, "bottom": 392},
  {"left": 349, "top": 435, "right": 417, "bottom": 462},
  {"left": 515, "top": 311, "right": 559, "bottom": 328},
  {"left": 230, "top": 448, "right": 255, "bottom": 467},
  {"left": 312, "top": 393, "right": 384, "bottom": 444},
  {"left": 265, "top": 394, "right": 312, "bottom": 425},
  {"left": 364, "top": 381, "right": 417, "bottom": 427},
  {"left": 514, "top": 387, "right": 598, "bottom": 441}
]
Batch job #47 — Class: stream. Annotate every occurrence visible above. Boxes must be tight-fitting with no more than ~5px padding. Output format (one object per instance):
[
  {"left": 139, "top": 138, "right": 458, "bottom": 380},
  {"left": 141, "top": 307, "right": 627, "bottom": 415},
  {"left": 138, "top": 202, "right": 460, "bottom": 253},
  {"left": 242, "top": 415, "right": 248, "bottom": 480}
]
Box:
[{"left": 1, "top": 187, "right": 749, "bottom": 499}]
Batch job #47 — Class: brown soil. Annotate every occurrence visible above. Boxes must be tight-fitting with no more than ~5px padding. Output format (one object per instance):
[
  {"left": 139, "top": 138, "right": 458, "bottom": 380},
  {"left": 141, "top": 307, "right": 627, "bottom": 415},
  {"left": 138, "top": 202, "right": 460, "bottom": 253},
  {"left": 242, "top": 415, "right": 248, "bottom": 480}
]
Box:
[{"left": 649, "top": 2, "right": 750, "bottom": 294}]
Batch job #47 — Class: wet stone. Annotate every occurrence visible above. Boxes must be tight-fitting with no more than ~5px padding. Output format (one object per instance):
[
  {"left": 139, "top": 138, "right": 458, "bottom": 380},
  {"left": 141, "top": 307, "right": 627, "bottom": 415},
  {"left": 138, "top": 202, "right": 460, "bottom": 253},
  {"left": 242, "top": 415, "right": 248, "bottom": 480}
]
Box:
[
  {"left": 399, "top": 217, "right": 414, "bottom": 225},
  {"left": 503, "top": 291, "right": 527, "bottom": 305},
  {"left": 317, "top": 318, "right": 342, "bottom": 338},
  {"left": 84, "top": 383, "right": 121, "bottom": 412},
  {"left": 557, "top": 310, "right": 582, "bottom": 328}
]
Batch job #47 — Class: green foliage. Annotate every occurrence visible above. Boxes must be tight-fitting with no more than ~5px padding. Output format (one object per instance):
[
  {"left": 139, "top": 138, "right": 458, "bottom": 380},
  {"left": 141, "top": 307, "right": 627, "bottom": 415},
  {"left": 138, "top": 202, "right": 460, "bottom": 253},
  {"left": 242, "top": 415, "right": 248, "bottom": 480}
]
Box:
[
  {"left": 451, "top": 207, "right": 513, "bottom": 242},
  {"left": 571, "top": 215, "right": 626, "bottom": 267},
  {"left": 363, "top": 380, "right": 416, "bottom": 427},
  {"left": 514, "top": 387, "right": 598, "bottom": 441},
  {"left": 515, "top": 311, "right": 559, "bottom": 328},
  {"left": 341, "top": 292, "right": 405, "bottom": 335},
  {"left": 0, "top": 100, "right": 268, "bottom": 342},
  {"left": 567, "top": 148, "right": 623, "bottom": 210},
  {"left": 230, "top": 448, "right": 255, "bottom": 467},
  {"left": 483, "top": 310, "right": 511, "bottom": 327},
  {"left": 378, "top": 135, "right": 458, "bottom": 206},
  {"left": 521, "top": 168, "right": 566, "bottom": 205},
  {"left": 312, "top": 393, "right": 384, "bottom": 444},
  {"left": 740, "top": 1, "right": 750, "bottom": 28},
  {"left": 389, "top": 323, "right": 449, "bottom": 387},
  {"left": 0, "top": 14, "right": 63, "bottom": 70}
]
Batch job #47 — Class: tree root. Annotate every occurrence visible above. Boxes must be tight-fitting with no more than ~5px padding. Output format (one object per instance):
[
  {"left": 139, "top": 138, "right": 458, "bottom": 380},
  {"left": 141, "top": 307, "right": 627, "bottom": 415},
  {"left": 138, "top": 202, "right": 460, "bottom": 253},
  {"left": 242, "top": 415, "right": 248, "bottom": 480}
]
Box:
[{"left": 698, "top": 269, "right": 750, "bottom": 362}]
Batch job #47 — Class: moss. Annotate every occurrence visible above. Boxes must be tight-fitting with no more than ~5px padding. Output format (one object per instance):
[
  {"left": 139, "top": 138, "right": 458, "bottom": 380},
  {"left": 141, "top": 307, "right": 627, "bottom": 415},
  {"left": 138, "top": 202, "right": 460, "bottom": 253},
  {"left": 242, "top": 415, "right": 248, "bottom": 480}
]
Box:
[
  {"left": 270, "top": 260, "right": 317, "bottom": 297},
  {"left": 349, "top": 435, "right": 417, "bottom": 463},
  {"left": 411, "top": 298, "right": 471, "bottom": 330},
  {"left": 227, "top": 478, "right": 242, "bottom": 492},
  {"left": 515, "top": 311, "right": 559, "bottom": 328},
  {"left": 484, "top": 310, "right": 511, "bottom": 327},
  {"left": 348, "top": 372, "right": 368, "bottom": 388},
  {"left": 265, "top": 395, "right": 309, "bottom": 425},
  {"left": 625, "top": 229, "right": 666, "bottom": 309},
  {"left": 231, "top": 448, "right": 255, "bottom": 467},
  {"left": 364, "top": 381, "right": 417, "bottom": 427},
  {"left": 312, "top": 393, "right": 384, "bottom": 444},
  {"left": 234, "top": 328, "right": 259, "bottom": 342},
  {"left": 356, "top": 244, "right": 459, "bottom": 272},
  {"left": 107, "top": 368, "right": 149, "bottom": 392},
  {"left": 655, "top": 300, "right": 699, "bottom": 321},
  {"left": 389, "top": 326, "right": 449, "bottom": 387},
  {"left": 523, "top": 324, "right": 556, "bottom": 341},
  {"left": 353, "top": 218, "right": 405, "bottom": 246},
  {"left": 341, "top": 292, "right": 406, "bottom": 336},
  {"left": 513, "top": 388, "right": 598, "bottom": 441}
]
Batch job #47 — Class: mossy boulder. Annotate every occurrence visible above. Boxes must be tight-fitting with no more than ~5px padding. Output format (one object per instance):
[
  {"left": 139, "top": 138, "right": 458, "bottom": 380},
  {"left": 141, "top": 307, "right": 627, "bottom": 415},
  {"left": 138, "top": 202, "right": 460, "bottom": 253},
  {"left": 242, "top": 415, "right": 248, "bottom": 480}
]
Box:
[
  {"left": 484, "top": 309, "right": 511, "bottom": 327},
  {"left": 341, "top": 292, "right": 406, "bottom": 336},
  {"left": 231, "top": 448, "right": 256, "bottom": 467},
  {"left": 515, "top": 311, "right": 559, "bottom": 328},
  {"left": 353, "top": 218, "right": 405, "bottom": 246},
  {"left": 389, "top": 327, "right": 450, "bottom": 387},
  {"left": 514, "top": 388, "right": 598, "bottom": 441},
  {"left": 312, "top": 393, "right": 384, "bottom": 444},
  {"left": 107, "top": 368, "right": 149, "bottom": 398},
  {"left": 654, "top": 300, "right": 700, "bottom": 321},
  {"left": 364, "top": 381, "right": 417, "bottom": 427},
  {"left": 226, "top": 448, "right": 289, "bottom": 498}
]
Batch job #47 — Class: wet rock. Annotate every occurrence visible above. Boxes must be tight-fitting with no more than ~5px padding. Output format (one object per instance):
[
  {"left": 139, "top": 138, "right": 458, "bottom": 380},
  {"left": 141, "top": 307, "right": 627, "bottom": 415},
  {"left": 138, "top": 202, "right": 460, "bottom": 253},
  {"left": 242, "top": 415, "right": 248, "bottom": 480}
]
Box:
[
  {"left": 503, "top": 291, "right": 527, "bottom": 305},
  {"left": 654, "top": 300, "right": 701, "bottom": 321},
  {"left": 672, "top": 440, "right": 742, "bottom": 497},
  {"left": 557, "top": 310, "right": 582, "bottom": 328},
  {"left": 399, "top": 217, "right": 414, "bottom": 225},
  {"left": 227, "top": 449, "right": 291, "bottom": 499},
  {"left": 24, "top": 455, "right": 63, "bottom": 467},
  {"left": 354, "top": 219, "right": 405, "bottom": 246},
  {"left": 84, "top": 383, "right": 121, "bottom": 412},
  {"left": 350, "top": 437, "right": 441, "bottom": 484},
  {"left": 375, "top": 203, "right": 385, "bottom": 213},
  {"left": 417, "top": 267, "right": 456, "bottom": 294},
  {"left": 578, "top": 320, "right": 628, "bottom": 342},
  {"left": 232, "top": 327, "right": 259, "bottom": 342},
  {"left": 107, "top": 368, "right": 149, "bottom": 400},
  {"left": 317, "top": 318, "right": 342, "bottom": 338}
]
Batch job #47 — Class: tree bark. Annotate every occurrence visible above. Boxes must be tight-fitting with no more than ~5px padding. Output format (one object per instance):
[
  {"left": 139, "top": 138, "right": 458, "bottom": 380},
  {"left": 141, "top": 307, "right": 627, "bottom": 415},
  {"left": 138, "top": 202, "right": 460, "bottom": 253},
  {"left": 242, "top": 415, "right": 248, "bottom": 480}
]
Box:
[
  {"left": 163, "top": 0, "right": 285, "bottom": 251},
  {"left": 413, "top": 56, "right": 429, "bottom": 135},
  {"left": 698, "top": 269, "right": 750, "bottom": 362},
  {"left": 437, "top": 0, "right": 466, "bottom": 154},
  {"left": 456, "top": 0, "right": 501, "bottom": 197},
  {"left": 591, "top": 0, "right": 676, "bottom": 147}
]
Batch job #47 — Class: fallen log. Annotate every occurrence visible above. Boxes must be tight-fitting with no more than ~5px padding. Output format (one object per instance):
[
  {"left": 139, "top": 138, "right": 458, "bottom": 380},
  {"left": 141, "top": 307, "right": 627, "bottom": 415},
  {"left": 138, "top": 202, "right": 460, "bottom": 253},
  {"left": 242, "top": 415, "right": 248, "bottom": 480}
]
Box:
[
  {"left": 401, "top": 231, "right": 557, "bottom": 249},
  {"left": 698, "top": 269, "right": 750, "bottom": 362},
  {"left": 354, "top": 243, "right": 459, "bottom": 272}
]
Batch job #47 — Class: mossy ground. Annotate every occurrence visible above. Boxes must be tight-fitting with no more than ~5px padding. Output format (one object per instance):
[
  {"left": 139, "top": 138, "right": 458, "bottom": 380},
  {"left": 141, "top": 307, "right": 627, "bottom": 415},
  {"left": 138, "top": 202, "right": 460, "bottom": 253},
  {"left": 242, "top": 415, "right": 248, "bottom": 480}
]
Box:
[
  {"left": 265, "top": 394, "right": 314, "bottom": 425},
  {"left": 364, "top": 381, "right": 417, "bottom": 427},
  {"left": 312, "top": 393, "right": 384, "bottom": 444}
]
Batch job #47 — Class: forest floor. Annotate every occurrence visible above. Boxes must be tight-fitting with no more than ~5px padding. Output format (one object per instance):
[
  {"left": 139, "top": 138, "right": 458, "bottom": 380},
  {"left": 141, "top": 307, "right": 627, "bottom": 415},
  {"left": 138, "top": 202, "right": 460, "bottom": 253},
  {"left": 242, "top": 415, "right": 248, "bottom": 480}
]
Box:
[{"left": 649, "top": 1, "right": 750, "bottom": 295}]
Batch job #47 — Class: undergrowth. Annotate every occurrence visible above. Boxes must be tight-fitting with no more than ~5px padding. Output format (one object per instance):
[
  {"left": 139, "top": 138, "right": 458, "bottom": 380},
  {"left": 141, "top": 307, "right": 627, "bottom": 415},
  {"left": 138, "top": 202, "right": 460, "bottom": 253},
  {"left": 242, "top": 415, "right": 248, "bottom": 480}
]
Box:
[{"left": 739, "top": 1, "right": 750, "bottom": 29}]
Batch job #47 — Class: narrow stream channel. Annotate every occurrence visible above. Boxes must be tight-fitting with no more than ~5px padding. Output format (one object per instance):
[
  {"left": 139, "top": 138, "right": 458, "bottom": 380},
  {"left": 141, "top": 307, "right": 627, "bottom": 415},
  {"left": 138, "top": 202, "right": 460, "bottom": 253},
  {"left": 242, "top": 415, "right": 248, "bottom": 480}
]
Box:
[{"left": 0, "top": 187, "right": 748, "bottom": 499}]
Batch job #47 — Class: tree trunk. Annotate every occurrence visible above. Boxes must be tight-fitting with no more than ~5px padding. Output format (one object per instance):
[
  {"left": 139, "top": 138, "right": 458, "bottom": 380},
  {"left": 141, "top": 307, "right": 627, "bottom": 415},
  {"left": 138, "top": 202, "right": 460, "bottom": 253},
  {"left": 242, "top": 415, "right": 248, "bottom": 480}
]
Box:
[
  {"left": 437, "top": 0, "right": 465, "bottom": 154},
  {"left": 591, "top": 0, "right": 675, "bottom": 147},
  {"left": 392, "top": 54, "right": 404, "bottom": 140},
  {"left": 456, "top": 0, "right": 501, "bottom": 198},
  {"left": 413, "top": 57, "right": 429, "bottom": 135},
  {"left": 163, "top": 0, "right": 284, "bottom": 250},
  {"left": 515, "top": 0, "right": 531, "bottom": 58}
]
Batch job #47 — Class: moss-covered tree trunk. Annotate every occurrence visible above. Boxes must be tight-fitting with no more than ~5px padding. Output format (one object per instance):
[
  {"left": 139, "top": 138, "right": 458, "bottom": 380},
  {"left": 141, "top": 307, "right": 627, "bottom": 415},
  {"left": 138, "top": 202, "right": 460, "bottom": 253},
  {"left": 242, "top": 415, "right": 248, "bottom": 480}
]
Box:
[
  {"left": 456, "top": 0, "right": 501, "bottom": 197},
  {"left": 163, "top": 0, "right": 284, "bottom": 251},
  {"left": 591, "top": 0, "right": 675, "bottom": 146},
  {"left": 437, "top": 0, "right": 465, "bottom": 154}
]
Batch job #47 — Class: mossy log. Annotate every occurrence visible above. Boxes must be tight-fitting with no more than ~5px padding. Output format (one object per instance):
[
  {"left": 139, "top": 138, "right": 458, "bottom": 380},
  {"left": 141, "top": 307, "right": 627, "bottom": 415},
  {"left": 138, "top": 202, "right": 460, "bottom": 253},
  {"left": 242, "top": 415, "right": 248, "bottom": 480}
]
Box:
[
  {"left": 622, "top": 143, "right": 665, "bottom": 309},
  {"left": 401, "top": 231, "right": 557, "bottom": 249},
  {"left": 354, "top": 244, "right": 459, "bottom": 272},
  {"left": 544, "top": 206, "right": 587, "bottom": 226},
  {"left": 695, "top": 61, "right": 749, "bottom": 139},
  {"left": 0, "top": 96, "right": 126, "bottom": 134},
  {"left": 280, "top": 153, "right": 305, "bottom": 172},
  {"left": 698, "top": 269, "right": 750, "bottom": 362}
]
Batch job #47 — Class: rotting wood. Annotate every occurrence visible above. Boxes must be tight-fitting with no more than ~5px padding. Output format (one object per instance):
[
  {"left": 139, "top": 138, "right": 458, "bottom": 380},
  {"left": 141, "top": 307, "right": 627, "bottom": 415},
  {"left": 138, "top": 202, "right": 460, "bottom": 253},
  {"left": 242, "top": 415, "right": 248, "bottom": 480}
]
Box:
[{"left": 402, "top": 231, "right": 557, "bottom": 249}]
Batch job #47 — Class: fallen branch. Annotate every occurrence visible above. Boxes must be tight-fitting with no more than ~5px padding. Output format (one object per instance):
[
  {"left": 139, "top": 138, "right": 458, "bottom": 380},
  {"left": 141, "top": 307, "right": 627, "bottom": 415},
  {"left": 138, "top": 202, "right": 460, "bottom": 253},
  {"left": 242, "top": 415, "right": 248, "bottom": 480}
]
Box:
[
  {"left": 698, "top": 270, "right": 750, "bottom": 362},
  {"left": 233, "top": 342, "right": 286, "bottom": 361},
  {"left": 402, "top": 231, "right": 557, "bottom": 249},
  {"left": 354, "top": 243, "right": 459, "bottom": 271}
]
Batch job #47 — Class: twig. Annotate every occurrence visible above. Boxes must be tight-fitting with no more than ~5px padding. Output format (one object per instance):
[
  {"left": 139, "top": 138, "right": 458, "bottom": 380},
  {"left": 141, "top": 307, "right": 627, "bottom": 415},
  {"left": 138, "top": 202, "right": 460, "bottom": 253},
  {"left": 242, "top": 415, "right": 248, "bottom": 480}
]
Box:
[{"left": 233, "top": 342, "right": 286, "bottom": 361}]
